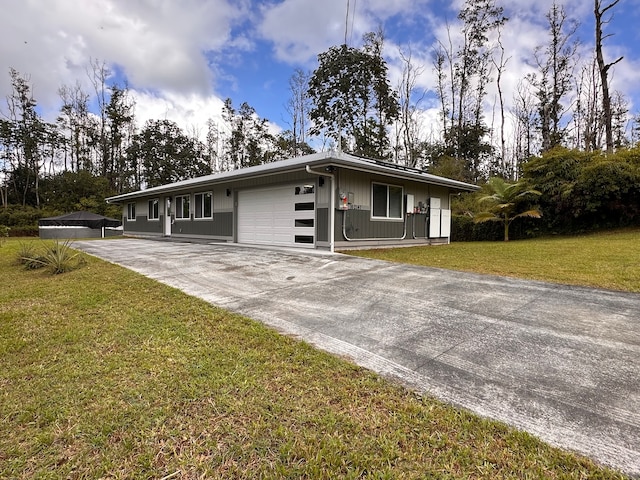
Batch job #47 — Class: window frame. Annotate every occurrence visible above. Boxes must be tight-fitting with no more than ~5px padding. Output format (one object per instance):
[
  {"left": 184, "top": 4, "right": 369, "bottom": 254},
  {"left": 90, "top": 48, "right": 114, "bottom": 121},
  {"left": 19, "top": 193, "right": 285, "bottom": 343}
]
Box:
[
  {"left": 148, "top": 198, "right": 159, "bottom": 220},
  {"left": 127, "top": 202, "right": 136, "bottom": 221},
  {"left": 175, "top": 194, "right": 191, "bottom": 220},
  {"left": 371, "top": 182, "right": 404, "bottom": 220},
  {"left": 194, "top": 192, "right": 213, "bottom": 219}
]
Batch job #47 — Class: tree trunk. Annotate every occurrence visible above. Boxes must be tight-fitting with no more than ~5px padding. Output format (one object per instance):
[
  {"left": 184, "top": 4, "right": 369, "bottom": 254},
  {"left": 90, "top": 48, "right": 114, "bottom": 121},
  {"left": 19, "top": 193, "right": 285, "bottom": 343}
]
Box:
[{"left": 595, "top": 0, "right": 623, "bottom": 154}]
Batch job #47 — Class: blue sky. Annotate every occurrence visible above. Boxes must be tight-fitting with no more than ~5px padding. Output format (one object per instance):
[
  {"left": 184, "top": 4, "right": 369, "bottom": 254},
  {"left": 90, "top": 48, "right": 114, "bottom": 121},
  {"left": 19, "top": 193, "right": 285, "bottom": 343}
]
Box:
[{"left": 2, "top": 0, "right": 640, "bottom": 144}]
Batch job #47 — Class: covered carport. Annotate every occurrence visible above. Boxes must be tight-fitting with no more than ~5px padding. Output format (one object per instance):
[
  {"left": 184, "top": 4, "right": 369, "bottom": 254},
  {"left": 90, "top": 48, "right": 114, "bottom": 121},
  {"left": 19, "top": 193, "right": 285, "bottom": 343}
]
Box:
[{"left": 39, "top": 211, "right": 122, "bottom": 239}]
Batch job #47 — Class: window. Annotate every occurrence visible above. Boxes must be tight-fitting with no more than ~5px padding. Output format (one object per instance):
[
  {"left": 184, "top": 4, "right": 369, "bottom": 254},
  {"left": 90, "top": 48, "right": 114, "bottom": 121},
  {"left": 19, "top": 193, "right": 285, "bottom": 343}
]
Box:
[
  {"left": 372, "top": 183, "right": 403, "bottom": 219},
  {"left": 175, "top": 195, "right": 190, "bottom": 219},
  {"left": 295, "top": 202, "right": 314, "bottom": 211},
  {"left": 194, "top": 192, "right": 213, "bottom": 219},
  {"left": 294, "top": 184, "right": 314, "bottom": 195},
  {"left": 295, "top": 219, "right": 314, "bottom": 228},
  {"left": 127, "top": 202, "right": 136, "bottom": 221},
  {"left": 148, "top": 199, "right": 159, "bottom": 220}
]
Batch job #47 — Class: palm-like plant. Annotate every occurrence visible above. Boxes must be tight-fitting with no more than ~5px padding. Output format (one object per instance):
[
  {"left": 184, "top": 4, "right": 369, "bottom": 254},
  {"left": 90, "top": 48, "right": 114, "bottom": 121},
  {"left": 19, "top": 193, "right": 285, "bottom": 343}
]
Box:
[{"left": 475, "top": 177, "right": 542, "bottom": 241}]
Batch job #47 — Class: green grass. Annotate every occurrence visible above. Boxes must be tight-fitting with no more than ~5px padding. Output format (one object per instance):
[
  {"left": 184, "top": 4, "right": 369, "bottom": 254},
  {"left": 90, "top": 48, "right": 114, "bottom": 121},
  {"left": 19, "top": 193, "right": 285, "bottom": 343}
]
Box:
[
  {"left": 347, "top": 228, "right": 640, "bottom": 293},
  {"left": 0, "top": 239, "right": 630, "bottom": 479}
]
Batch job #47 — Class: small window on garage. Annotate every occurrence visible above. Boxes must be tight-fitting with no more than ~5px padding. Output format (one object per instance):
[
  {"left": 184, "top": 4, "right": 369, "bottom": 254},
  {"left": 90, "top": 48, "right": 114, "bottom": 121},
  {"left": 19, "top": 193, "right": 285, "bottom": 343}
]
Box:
[
  {"left": 194, "top": 192, "right": 213, "bottom": 219},
  {"left": 175, "top": 195, "right": 190, "bottom": 219},
  {"left": 372, "top": 183, "right": 403, "bottom": 219},
  {"left": 295, "top": 219, "right": 314, "bottom": 227},
  {"left": 148, "top": 199, "right": 159, "bottom": 220},
  {"left": 127, "top": 202, "right": 136, "bottom": 221}
]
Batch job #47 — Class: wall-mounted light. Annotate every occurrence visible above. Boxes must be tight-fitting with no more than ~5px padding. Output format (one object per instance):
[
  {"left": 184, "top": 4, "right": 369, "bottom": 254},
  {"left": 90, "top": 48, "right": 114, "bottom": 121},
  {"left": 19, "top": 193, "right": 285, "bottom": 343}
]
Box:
[
  {"left": 226, "top": 188, "right": 231, "bottom": 197},
  {"left": 318, "top": 176, "right": 325, "bottom": 187}
]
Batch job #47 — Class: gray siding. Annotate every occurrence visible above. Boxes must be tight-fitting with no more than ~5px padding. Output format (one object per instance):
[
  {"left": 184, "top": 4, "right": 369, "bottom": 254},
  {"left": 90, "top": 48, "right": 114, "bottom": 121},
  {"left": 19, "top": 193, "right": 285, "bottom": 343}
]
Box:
[
  {"left": 125, "top": 215, "right": 163, "bottom": 234},
  {"left": 39, "top": 227, "right": 121, "bottom": 239},
  {"left": 335, "top": 168, "right": 451, "bottom": 211},
  {"left": 317, "top": 207, "right": 329, "bottom": 242},
  {"left": 337, "top": 209, "right": 405, "bottom": 241},
  {"left": 409, "top": 213, "right": 429, "bottom": 239},
  {"left": 172, "top": 212, "right": 233, "bottom": 237}
]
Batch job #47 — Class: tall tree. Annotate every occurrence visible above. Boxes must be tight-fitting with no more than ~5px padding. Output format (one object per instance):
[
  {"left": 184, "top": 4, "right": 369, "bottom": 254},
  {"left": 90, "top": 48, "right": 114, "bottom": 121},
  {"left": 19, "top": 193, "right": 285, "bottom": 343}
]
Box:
[
  {"left": 128, "top": 119, "right": 211, "bottom": 189},
  {"left": 221, "top": 99, "right": 275, "bottom": 169},
  {"left": 510, "top": 81, "right": 538, "bottom": 179},
  {"left": 2, "top": 69, "right": 53, "bottom": 207},
  {"left": 308, "top": 35, "right": 399, "bottom": 159},
  {"left": 105, "top": 84, "right": 136, "bottom": 193},
  {"left": 395, "top": 46, "right": 426, "bottom": 168},
  {"left": 362, "top": 29, "right": 399, "bottom": 159},
  {"left": 594, "top": 0, "right": 623, "bottom": 153},
  {"left": 57, "top": 81, "right": 92, "bottom": 172},
  {"left": 530, "top": 1, "right": 579, "bottom": 152},
  {"left": 433, "top": 0, "right": 506, "bottom": 182},
  {"left": 88, "top": 59, "right": 110, "bottom": 177},
  {"left": 491, "top": 26, "right": 510, "bottom": 177},
  {"left": 573, "top": 58, "right": 602, "bottom": 151},
  {"left": 285, "top": 68, "right": 311, "bottom": 157}
]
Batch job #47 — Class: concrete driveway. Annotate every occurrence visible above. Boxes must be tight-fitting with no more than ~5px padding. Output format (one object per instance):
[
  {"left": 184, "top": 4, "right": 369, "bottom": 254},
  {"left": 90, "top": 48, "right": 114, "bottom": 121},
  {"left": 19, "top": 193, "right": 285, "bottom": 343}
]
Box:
[{"left": 74, "top": 238, "right": 640, "bottom": 476}]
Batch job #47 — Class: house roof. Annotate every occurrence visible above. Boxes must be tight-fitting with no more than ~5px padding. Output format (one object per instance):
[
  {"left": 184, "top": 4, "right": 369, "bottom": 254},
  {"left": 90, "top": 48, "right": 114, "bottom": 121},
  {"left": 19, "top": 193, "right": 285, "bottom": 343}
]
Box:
[{"left": 106, "top": 151, "right": 479, "bottom": 203}]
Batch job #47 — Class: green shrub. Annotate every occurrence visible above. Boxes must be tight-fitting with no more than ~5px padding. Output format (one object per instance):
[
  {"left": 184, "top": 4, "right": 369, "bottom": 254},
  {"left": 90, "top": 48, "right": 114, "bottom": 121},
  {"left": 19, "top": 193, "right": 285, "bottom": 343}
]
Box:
[
  {"left": 451, "top": 215, "right": 542, "bottom": 242},
  {"left": 17, "top": 240, "right": 86, "bottom": 274},
  {"left": 0, "top": 225, "right": 8, "bottom": 245},
  {"left": 8, "top": 225, "right": 39, "bottom": 237}
]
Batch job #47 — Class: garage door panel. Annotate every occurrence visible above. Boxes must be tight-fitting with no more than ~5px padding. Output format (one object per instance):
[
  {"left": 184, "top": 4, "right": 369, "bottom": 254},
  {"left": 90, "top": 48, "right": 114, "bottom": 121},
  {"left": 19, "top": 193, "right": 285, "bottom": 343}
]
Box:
[{"left": 238, "top": 185, "right": 315, "bottom": 247}]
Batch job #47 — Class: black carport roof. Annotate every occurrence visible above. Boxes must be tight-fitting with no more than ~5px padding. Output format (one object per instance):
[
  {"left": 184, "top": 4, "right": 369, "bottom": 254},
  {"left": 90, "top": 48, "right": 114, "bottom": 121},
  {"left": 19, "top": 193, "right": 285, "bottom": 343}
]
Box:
[{"left": 39, "top": 211, "right": 121, "bottom": 229}]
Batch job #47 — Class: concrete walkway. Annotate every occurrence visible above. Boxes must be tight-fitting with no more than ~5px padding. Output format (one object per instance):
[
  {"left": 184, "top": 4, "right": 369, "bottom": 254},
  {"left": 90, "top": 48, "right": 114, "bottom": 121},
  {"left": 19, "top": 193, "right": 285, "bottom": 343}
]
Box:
[{"left": 74, "top": 238, "right": 640, "bottom": 476}]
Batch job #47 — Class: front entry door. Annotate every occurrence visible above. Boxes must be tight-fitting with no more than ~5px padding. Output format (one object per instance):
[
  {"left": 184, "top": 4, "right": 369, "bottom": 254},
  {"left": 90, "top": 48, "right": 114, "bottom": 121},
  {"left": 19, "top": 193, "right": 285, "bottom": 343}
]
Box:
[{"left": 163, "top": 197, "right": 172, "bottom": 236}]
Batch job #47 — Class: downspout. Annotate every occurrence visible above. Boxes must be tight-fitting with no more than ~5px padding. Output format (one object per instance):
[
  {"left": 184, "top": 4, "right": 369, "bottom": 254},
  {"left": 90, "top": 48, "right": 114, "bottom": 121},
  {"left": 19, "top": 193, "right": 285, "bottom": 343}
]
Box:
[{"left": 305, "top": 165, "right": 335, "bottom": 253}]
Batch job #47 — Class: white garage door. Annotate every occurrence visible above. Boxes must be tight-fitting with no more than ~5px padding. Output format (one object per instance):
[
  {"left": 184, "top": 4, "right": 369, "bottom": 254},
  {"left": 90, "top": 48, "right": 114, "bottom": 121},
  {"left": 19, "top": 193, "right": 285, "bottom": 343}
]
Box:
[{"left": 237, "top": 184, "right": 315, "bottom": 248}]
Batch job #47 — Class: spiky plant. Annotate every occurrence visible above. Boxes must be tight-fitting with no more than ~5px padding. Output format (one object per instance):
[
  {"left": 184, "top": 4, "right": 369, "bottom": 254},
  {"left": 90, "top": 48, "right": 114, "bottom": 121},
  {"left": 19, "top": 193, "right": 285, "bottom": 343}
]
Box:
[{"left": 18, "top": 240, "right": 86, "bottom": 274}]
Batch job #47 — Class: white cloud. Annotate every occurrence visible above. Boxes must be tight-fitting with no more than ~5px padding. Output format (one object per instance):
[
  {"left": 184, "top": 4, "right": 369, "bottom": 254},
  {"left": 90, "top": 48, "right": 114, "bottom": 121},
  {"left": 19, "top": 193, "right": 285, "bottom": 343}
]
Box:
[
  {"left": 0, "top": 0, "right": 245, "bottom": 116},
  {"left": 257, "top": 0, "right": 435, "bottom": 65},
  {"left": 131, "top": 90, "right": 225, "bottom": 139}
]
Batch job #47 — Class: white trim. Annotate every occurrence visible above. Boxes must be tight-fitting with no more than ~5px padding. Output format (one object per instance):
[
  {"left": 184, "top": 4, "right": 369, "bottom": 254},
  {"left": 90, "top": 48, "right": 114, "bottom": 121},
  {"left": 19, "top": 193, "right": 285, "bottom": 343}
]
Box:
[
  {"left": 127, "top": 202, "right": 136, "bottom": 221},
  {"left": 194, "top": 191, "right": 213, "bottom": 220},
  {"left": 371, "top": 182, "right": 404, "bottom": 221},
  {"left": 148, "top": 198, "right": 160, "bottom": 221},
  {"left": 175, "top": 194, "right": 190, "bottom": 220}
]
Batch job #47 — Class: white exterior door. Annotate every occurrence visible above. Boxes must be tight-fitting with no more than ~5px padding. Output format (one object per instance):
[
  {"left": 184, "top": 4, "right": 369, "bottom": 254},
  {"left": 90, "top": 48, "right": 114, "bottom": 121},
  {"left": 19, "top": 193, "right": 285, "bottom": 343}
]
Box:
[
  {"left": 163, "top": 197, "right": 172, "bottom": 236},
  {"left": 237, "top": 184, "right": 315, "bottom": 247}
]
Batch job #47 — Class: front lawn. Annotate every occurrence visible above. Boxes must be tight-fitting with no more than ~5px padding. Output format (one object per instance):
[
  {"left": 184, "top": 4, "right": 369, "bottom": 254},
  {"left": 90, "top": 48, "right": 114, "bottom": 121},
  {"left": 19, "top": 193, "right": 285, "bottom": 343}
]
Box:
[
  {"left": 348, "top": 228, "right": 640, "bottom": 293},
  {"left": 0, "top": 239, "right": 629, "bottom": 478}
]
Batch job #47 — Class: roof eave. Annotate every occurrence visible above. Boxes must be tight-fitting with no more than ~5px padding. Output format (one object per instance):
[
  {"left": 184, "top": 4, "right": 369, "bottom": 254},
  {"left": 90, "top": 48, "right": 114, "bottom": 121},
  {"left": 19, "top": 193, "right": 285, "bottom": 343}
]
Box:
[{"left": 106, "top": 152, "right": 479, "bottom": 203}]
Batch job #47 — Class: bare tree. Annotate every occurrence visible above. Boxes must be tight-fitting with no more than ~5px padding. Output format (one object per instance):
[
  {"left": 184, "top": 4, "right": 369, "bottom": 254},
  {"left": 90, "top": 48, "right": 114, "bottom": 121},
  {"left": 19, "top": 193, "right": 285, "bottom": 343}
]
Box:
[
  {"left": 285, "top": 68, "right": 311, "bottom": 157},
  {"left": 573, "top": 58, "right": 602, "bottom": 151},
  {"left": 57, "top": 81, "right": 91, "bottom": 172},
  {"left": 491, "top": 27, "right": 510, "bottom": 177},
  {"left": 531, "top": 1, "right": 580, "bottom": 152},
  {"left": 396, "top": 46, "right": 426, "bottom": 167},
  {"left": 87, "top": 58, "right": 110, "bottom": 176},
  {"left": 433, "top": 0, "right": 506, "bottom": 182},
  {"left": 510, "top": 80, "right": 538, "bottom": 178},
  {"left": 595, "top": 0, "right": 623, "bottom": 153}
]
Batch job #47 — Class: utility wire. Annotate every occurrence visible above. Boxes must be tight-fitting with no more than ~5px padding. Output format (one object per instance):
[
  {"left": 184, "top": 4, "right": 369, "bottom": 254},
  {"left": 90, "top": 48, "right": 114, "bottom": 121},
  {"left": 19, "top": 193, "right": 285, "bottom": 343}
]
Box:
[{"left": 344, "top": 0, "right": 350, "bottom": 45}]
